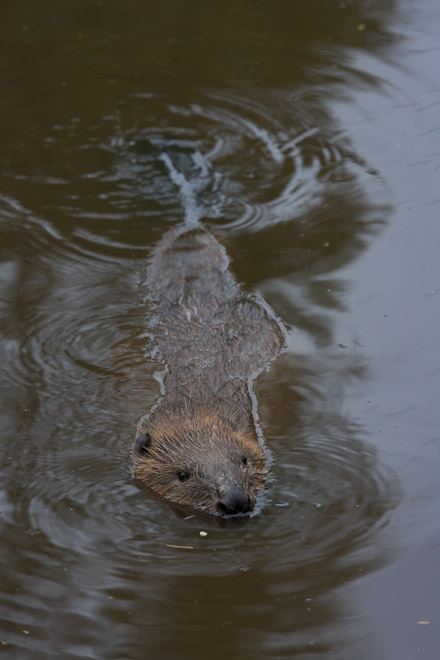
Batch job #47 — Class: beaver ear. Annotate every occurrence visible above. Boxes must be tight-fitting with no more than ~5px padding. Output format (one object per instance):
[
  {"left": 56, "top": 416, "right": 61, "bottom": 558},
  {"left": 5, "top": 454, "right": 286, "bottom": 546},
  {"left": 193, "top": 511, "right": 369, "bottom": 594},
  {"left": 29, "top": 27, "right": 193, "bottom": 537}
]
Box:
[{"left": 135, "top": 432, "right": 153, "bottom": 456}]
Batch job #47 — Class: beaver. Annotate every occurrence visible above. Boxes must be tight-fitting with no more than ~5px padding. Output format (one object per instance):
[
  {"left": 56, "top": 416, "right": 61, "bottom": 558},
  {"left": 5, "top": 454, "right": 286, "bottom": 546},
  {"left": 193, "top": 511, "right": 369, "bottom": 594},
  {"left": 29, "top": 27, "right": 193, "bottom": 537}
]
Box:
[{"left": 134, "top": 225, "right": 284, "bottom": 516}]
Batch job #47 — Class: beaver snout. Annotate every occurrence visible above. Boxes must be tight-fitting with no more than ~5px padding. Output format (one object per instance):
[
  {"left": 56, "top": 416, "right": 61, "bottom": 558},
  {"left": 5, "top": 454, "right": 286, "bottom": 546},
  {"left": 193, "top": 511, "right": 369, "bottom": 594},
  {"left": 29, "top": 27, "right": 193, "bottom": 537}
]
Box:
[{"left": 217, "top": 487, "right": 253, "bottom": 516}]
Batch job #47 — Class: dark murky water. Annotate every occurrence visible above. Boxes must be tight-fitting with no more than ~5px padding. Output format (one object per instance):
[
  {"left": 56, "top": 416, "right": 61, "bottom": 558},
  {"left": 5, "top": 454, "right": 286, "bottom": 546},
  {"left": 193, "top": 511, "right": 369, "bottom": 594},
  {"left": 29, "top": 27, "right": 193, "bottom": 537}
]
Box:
[{"left": 1, "top": 1, "right": 439, "bottom": 658}]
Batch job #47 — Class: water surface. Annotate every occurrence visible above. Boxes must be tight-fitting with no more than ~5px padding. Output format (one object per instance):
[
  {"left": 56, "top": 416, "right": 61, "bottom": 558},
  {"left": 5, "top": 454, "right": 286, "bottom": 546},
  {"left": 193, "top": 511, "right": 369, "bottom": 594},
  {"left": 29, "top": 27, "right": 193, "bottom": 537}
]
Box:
[{"left": 1, "top": 1, "right": 439, "bottom": 658}]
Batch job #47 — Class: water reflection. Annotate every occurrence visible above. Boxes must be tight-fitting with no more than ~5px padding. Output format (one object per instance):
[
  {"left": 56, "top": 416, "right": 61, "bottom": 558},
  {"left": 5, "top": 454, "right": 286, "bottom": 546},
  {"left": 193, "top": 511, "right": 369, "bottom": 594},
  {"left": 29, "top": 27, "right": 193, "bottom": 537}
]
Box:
[{"left": 0, "top": 0, "right": 407, "bottom": 657}]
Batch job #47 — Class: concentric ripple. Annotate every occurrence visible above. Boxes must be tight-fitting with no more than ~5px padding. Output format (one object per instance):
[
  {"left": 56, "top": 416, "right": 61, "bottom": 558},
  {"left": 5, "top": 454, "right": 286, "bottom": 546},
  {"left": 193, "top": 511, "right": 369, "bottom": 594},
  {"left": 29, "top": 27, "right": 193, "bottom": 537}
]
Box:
[
  {"left": 0, "top": 88, "right": 393, "bottom": 585},
  {"left": 2, "top": 89, "right": 385, "bottom": 263}
]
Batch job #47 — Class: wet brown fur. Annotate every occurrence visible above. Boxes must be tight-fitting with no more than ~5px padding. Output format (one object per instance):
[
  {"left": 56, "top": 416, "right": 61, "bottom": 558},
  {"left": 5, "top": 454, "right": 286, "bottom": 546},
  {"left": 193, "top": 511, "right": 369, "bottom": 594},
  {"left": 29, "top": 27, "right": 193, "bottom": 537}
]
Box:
[
  {"left": 136, "top": 404, "right": 268, "bottom": 513},
  {"left": 134, "top": 225, "right": 284, "bottom": 516}
]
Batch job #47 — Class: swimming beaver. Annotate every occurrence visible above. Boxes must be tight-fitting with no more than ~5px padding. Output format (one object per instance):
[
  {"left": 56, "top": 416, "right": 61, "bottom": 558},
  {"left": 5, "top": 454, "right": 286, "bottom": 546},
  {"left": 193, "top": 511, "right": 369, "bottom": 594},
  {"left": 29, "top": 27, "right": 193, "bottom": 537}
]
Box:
[{"left": 134, "top": 225, "right": 284, "bottom": 516}]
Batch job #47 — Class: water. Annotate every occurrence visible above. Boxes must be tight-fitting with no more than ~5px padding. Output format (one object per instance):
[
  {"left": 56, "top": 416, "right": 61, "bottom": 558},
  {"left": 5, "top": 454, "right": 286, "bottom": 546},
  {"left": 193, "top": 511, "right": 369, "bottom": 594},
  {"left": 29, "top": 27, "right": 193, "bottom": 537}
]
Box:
[{"left": 1, "top": 1, "right": 439, "bottom": 658}]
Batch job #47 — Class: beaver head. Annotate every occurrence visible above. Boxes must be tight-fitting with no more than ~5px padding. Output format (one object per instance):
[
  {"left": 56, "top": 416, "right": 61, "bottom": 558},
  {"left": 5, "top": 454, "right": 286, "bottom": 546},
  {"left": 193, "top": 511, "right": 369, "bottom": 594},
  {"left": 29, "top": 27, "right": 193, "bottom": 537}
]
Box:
[{"left": 133, "top": 407, "right": 268, "bottom": 516}]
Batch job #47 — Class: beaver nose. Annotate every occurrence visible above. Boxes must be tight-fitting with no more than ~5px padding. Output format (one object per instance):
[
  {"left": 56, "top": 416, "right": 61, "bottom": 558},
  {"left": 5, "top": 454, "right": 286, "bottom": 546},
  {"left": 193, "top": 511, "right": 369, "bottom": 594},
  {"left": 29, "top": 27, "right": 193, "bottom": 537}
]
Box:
[{"left": 217, "top": 489, "right": 253, "bottom": 516}]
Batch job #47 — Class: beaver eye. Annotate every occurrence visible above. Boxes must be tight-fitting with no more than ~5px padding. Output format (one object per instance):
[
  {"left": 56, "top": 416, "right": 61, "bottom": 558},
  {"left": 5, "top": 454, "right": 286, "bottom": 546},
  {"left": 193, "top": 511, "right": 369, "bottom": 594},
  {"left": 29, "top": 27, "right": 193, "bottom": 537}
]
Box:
[
  {"left": 177, "top": 470, "right": 190, "bottom": 482},
  {"left": 241, "top": 456, "right": 248, "bottom": 466}
]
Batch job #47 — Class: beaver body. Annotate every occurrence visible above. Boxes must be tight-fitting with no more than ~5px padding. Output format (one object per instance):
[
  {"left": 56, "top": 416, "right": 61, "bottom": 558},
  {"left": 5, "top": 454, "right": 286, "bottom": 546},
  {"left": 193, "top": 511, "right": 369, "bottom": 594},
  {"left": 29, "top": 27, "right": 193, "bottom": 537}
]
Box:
[{"left": 134, "top": 225, "right": 284, "bottom": 516}]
